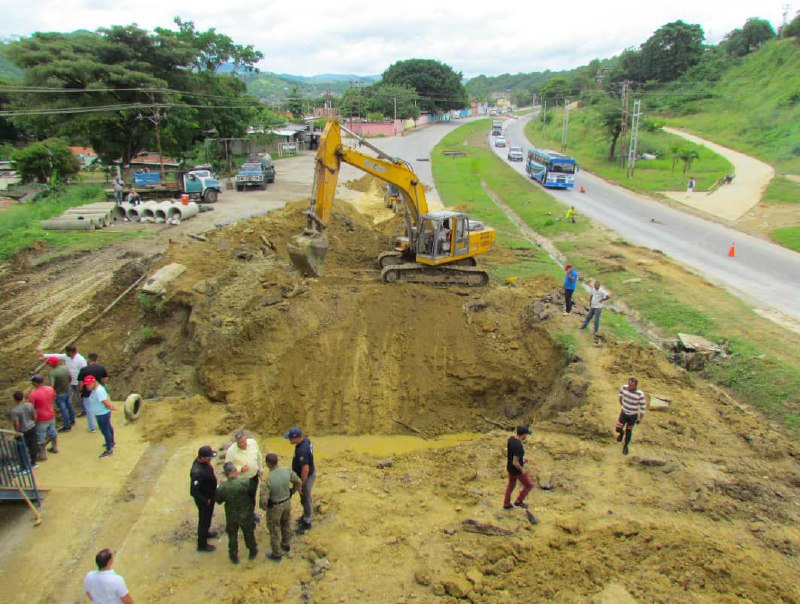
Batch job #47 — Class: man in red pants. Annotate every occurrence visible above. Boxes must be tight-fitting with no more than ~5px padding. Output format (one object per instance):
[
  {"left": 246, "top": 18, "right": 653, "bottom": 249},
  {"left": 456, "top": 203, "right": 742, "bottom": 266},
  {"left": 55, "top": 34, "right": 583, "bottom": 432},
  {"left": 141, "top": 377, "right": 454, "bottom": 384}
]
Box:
[{"left": 503, "top": 425, "right": 534, "bottom": 510}]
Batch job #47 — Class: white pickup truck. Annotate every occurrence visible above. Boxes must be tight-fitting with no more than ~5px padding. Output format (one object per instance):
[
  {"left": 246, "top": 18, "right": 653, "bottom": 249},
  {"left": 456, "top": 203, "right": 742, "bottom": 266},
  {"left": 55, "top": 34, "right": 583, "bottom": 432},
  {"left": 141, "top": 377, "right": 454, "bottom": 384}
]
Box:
[{"left": 507, "top": 146, "right": 524, "bottom": 162}]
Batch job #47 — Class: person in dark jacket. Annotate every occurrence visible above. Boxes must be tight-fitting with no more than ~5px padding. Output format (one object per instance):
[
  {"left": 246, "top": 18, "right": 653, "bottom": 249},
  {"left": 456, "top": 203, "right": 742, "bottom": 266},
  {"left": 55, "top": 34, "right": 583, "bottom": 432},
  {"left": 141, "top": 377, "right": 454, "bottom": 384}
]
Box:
[{"left": 190, "top": 445, "right": 219, "bottom": 552}]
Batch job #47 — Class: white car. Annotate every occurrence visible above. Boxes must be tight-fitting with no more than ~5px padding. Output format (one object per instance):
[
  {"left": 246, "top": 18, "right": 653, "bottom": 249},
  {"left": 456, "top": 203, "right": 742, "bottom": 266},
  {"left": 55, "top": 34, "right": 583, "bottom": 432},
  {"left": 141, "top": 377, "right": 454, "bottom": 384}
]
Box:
[
  {"left": 507, "top": 146, "right": 524, "bottom": 162},
  {"left": 494, "top": 136, "right": 507, "bottom": 148}
]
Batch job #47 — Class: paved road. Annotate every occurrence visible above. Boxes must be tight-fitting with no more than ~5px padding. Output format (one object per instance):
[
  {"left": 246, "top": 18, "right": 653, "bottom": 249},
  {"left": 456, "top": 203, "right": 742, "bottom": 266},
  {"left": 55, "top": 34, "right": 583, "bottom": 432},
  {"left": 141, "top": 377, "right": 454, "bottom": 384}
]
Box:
[{"left": 491, "top": 116, "right": 800, "bottom": 325}]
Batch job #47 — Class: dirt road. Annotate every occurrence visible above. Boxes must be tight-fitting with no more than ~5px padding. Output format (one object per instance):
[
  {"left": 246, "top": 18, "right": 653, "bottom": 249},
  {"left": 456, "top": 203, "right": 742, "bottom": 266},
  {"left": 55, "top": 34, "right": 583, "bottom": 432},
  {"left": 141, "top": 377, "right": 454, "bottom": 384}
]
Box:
[{"left": 660, "top": 127, "right": 775, "bottom": 221}]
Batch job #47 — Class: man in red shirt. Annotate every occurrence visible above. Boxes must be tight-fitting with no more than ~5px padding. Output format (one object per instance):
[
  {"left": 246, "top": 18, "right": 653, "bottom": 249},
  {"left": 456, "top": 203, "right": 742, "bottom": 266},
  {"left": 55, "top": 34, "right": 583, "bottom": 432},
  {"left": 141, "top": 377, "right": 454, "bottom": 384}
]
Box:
[{"left": 28, "top": 374, "right": 59, "bottom": 461}]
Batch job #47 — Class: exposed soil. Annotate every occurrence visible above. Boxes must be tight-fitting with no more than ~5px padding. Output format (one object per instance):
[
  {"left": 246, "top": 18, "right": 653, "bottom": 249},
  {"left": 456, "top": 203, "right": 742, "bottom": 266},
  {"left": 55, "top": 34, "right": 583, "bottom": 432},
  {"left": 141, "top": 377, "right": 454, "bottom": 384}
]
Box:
[{"left": 1, "top": 177, "right": 799, "bottom": 603}]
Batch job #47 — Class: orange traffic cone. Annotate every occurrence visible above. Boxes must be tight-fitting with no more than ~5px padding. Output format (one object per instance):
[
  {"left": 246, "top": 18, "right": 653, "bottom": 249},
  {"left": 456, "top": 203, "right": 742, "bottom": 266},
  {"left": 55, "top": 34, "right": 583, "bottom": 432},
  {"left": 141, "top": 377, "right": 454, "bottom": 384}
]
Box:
[
  {"left": 728, "top": 243, "right": 736, "bottom": 257},
  {"left": 580, "top": 186, "right": 586, "bottom": 193}
]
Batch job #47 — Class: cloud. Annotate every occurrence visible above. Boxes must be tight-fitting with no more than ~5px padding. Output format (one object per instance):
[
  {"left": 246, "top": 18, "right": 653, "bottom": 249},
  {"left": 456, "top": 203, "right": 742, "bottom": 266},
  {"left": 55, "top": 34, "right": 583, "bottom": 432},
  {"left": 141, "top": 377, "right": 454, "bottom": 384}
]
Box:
[{"left": 0, "top": 0, "right": 786, "bottom": 77}]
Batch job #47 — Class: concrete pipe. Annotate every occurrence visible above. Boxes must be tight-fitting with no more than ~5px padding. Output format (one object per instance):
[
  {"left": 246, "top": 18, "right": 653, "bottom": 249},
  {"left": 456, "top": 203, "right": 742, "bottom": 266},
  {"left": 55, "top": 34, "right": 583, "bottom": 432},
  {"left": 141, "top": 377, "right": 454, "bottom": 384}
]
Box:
[
  {"left": 40, "top": 218, "right": 96, "bottom": 230},
  {"left": 113, "top": 204, "right": 130, "bottom": 221},
  {"left": 139, "top": 201, "right": 162, "bottom": 222},
  {"left": 153, "top": 202, "right": 175, "bottom": 224},
  {"left": 166, "top": 201, "right": 200, "bottom": 223},
  {"left": 64, "top": 210, "right": 112, "bottom": 227}
]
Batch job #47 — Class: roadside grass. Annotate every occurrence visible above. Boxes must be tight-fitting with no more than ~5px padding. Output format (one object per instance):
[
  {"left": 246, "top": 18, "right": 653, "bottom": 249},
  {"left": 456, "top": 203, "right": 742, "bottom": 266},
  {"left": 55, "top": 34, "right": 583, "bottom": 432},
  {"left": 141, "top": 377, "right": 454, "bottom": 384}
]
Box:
[
  {"left": 525, "top": 107, "right": 733, "bottom": 195},
  {"left": 770, "top": 226, "right": 800, "bottom": 252},
  {"left": 0, "top": 185, "right": 149, "bottom": 263},
  {"left": 433, "top": 119, "right": 800, "bottom": 436},
  {"left": 762, "top": 176, "right": 800, "bottom": 204}
]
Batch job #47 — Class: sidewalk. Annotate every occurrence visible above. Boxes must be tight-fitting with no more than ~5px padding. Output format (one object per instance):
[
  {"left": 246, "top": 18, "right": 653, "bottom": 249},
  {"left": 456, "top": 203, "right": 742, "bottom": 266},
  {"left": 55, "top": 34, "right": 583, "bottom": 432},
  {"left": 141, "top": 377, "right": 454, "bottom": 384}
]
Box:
[{"left": 660, "top": 127, "right": 774, "bottom": 221}]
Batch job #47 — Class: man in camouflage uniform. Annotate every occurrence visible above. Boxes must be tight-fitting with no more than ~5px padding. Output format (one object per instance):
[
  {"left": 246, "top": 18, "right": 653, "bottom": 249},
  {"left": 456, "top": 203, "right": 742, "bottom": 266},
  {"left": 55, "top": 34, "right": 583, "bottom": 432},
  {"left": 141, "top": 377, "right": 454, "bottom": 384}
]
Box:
[{"left": 215, "top": 462, "right": 258, "bottom": 564}]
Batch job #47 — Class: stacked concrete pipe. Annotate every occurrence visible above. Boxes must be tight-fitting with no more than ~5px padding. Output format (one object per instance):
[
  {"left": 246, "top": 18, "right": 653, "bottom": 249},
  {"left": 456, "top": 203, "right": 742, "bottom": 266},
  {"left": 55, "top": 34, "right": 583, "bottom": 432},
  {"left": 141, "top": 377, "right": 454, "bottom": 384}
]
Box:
[
  {"left": 164, "top": 201, "right": 200, "bottom": 225},
  {"left": 138, "top": 201, "right": 165, "bottom": 223},
  {"left": 40, "top": 217, "right": 97, "bottom": 230},
  {"left": 64, "top": 209, "right": 112, "bottom": 227}
]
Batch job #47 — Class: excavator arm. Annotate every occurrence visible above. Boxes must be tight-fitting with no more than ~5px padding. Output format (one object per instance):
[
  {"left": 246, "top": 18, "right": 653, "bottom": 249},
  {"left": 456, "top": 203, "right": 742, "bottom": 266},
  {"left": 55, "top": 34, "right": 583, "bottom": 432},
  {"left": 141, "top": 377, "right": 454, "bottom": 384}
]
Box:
[{"left": 289, "top": 120, "right": 429, "bottom": 277}]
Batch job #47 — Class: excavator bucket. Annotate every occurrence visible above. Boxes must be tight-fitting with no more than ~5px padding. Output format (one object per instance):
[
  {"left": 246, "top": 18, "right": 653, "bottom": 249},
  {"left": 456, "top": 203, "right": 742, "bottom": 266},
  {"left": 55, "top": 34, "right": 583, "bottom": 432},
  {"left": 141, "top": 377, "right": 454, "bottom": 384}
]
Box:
[{"left": 288, "top": 231, "right": 329, "bottom": 277}]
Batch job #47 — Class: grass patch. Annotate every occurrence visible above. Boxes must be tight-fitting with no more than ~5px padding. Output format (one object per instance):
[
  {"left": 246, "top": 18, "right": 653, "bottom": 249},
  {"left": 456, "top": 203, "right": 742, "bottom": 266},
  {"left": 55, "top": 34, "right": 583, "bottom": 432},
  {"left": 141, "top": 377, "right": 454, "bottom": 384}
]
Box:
[
  {"left": 770, "top": 226, "right": 800, "bottom": 251},
  {"left": 0, "top": 185, "right": 149, "bottom": 263},
  {"left": 526, "top": 109, "right": 733, "bottom": 194},
  {"left": 762, "top": 176, "right": 800, "bottom": 205},
  {"left": 553, "top": 330, "right": 578, "bottom": 363}
]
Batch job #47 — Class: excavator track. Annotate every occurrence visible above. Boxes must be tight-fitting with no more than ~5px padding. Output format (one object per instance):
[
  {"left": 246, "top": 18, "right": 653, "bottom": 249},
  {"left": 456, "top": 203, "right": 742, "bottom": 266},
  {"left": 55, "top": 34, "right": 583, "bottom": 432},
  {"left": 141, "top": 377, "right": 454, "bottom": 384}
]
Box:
[
  {"left": 377, "top": 252, "right": 477, "bottom": 270},
  {"left": 381, "top": 263, "right": 489, "bottom": 287}
]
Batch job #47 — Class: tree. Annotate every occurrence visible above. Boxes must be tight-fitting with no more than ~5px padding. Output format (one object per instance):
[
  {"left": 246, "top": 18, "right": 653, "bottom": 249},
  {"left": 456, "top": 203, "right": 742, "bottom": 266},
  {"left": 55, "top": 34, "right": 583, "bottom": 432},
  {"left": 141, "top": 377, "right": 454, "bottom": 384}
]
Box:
[
  {"left": 598, "top": 101, "right": 623, "bottom": 161},
  {"left": 538, "top": 77, "right": 572, "bottom": 102},
  {"left": 337, "top": 88, "right": 367, "bottom": 118},
  {"left": 367, "top": 84, "right": 420, "bottom": 120},
  {"left": 781, "top": 12, "right": 800, "bottom": 40},
  {"left": 723, "top": 18, "right": 776, "bottom": 56},
  {"left": 381, "top": 59, "right": 467, "bottom": 113},
  {"left": 12, "top": 138, "right": 80, "bottom": 183},
  {"left": 5, "top": 22, "right": 262, "bottom": 168},
  {"left": 284, "top": 86, "right": 305, "bottom": 119},
  {"left": 637, "top": 21, "right": 705, "bottom": 82}
]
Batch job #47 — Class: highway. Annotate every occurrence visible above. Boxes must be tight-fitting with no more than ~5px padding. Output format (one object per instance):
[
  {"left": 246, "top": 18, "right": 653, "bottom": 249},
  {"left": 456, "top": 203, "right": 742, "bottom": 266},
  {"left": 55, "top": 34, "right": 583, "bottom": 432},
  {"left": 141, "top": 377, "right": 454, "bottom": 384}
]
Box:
[{"left": 493, "top": 116, "right": 800, "bottom": 326}]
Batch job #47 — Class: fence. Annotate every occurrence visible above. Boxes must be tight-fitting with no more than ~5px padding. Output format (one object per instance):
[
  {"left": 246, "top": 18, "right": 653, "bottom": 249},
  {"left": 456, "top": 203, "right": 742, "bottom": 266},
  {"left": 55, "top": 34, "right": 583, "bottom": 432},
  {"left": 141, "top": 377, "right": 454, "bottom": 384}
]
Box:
[{"left": 0, "top": 428, "right": 41, "bottom": 506}]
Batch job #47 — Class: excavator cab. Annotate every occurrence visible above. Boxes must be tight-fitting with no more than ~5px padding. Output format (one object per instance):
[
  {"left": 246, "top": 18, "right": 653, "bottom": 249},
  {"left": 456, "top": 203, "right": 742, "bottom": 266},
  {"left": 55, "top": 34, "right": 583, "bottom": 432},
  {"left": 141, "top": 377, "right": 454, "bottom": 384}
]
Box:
[{"left": 415, "top": 212, "right": 471, "bottom": 264}]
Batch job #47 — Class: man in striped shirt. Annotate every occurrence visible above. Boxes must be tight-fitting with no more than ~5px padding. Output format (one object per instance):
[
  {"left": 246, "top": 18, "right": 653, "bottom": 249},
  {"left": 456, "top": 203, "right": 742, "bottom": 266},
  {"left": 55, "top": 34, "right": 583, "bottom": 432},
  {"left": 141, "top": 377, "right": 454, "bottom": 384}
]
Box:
[{"left": 615, "top": 377, "right": 646, "bottom": 455}]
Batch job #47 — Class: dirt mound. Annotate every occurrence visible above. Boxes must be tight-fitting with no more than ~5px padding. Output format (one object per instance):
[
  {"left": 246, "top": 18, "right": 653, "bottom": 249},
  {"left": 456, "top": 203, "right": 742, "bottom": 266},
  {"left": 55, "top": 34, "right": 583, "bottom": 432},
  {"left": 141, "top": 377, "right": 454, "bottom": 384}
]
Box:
[{"left": 127, "top": 200, "right": 568, "bottom": 437}]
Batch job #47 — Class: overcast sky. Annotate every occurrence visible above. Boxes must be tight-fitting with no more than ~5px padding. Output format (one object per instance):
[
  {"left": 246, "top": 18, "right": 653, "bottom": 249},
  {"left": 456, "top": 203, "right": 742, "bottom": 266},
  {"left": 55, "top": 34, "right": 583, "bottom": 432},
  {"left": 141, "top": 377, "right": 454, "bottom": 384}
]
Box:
[{"left": 0, "top": 0, "right": 792, "bottom": 77}]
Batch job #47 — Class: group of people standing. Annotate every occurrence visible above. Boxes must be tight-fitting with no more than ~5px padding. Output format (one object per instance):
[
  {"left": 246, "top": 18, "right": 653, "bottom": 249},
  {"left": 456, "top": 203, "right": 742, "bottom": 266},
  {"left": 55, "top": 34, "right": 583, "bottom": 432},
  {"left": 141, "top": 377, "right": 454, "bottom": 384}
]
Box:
[
  {"left": 190, "top": 427, "right": 316, "bottom": 564},
  {"left": 9, "top": 344, "right": 116, "bottom": 468},
  {"left": 562, "top": 263, "right": 611, "bottom": 334}
]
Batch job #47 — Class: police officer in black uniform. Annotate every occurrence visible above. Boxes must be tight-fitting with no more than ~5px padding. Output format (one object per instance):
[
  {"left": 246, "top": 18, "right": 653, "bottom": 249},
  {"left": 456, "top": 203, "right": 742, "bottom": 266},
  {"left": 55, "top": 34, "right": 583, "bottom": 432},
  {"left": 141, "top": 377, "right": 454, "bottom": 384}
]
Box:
[{"left": 190, "top": 445, "right": 219, "bottom": 552}]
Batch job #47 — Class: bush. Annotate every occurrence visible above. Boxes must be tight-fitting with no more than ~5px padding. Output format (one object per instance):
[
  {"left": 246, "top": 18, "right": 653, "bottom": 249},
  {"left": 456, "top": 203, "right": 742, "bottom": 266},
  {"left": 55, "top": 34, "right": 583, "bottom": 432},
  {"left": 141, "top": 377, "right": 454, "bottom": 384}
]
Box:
[{"left": 12, "top": 139, "right": 80, "bottom": 183}]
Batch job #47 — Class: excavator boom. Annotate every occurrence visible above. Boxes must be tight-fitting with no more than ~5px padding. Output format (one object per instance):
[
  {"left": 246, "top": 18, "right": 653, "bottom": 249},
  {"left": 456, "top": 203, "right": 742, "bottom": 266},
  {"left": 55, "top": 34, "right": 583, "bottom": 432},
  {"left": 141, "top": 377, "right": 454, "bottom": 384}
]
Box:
[{"left": 288, "top": 120, "right": 495, "bottom": 285}]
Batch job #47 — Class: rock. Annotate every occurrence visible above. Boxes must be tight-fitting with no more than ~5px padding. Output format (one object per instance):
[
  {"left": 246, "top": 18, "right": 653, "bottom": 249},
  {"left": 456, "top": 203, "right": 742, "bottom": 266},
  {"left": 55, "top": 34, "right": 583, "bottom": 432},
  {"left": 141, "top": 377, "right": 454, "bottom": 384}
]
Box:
[
  {"left": 376, "top": 458, "right": 394, "bottom": 469},
  {"left": 431, "top": 583, "right": 446, "bottom": 597},
  {"left": 638, "top": 458, "right": 667, "bottom": 467},
  {"left": 414, "top": 570, "right": 432, "bottom": 586},
  {"left": 649, "top": 396, "right": 670, "bottom": 411},
  {"left": 442, "top": 576, "right": 472, "bottom": 599},
  {"left": 312, "top": 558, "right": 331, "bottom": 577},
  {"left": 491, "top": 557, "right": 515, "bottom": 575},
  {"left": 623, "top": 277, "right": 642, "bottom": 284}
]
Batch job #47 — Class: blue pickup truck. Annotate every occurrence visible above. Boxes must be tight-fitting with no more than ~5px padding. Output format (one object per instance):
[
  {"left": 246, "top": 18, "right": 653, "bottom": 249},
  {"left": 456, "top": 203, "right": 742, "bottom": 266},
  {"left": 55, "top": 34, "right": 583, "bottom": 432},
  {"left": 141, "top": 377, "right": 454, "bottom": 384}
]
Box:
[
  {"left": 235, "top": 155, "right": 276, "bottom": 192},
  {"left": 129, "top": 168, "right": 222, "bottom": 203}
]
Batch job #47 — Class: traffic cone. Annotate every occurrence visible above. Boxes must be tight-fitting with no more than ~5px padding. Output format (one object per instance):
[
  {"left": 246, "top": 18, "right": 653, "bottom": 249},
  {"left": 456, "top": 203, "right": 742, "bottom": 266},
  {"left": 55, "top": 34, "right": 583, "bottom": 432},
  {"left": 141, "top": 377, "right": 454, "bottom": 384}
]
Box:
[
  {"left": 580, "top": 186, "right": 586, "bottom": 193},
  {"left": 728, "top": 243, "right": 736, "bottom": 257}
]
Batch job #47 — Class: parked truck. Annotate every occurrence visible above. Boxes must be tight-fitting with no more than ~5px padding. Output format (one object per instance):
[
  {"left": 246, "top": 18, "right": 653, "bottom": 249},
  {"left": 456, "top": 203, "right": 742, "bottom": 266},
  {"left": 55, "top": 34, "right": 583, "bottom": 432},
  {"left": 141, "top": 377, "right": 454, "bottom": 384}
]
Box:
[
  {"left": 491, "top": 120, "right": 503, "bottom": 136},
  {"left": 107, "top": 168, "right": 222, "bottom": 203},
  {"left": 235, "top": 154, "right": 276, "bottom": 191}
]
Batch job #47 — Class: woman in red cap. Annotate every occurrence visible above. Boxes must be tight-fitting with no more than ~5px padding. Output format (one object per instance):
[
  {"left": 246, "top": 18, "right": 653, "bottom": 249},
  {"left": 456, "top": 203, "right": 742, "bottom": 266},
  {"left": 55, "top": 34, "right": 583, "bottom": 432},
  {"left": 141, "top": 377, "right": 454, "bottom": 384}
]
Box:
[{"left": 84, "top": 375, "right": 116, "bottom": 457}]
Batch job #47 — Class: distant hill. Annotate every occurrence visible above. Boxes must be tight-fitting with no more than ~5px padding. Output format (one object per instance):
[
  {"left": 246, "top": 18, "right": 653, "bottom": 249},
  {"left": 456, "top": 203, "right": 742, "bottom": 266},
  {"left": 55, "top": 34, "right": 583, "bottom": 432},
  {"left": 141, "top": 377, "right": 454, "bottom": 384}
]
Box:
[
  {"left": 241, "top": 70, "right": 379, "bottom": 103},
  {"left": 0, "top": 43, "right": 22, "bottom": 81}
]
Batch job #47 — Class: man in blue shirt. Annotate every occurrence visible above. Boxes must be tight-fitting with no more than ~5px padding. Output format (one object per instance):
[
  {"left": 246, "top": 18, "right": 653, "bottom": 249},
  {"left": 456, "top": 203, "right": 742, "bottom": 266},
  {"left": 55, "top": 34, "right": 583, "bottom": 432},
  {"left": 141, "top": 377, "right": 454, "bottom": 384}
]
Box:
[
  {"left": 563, "top": 264, "right": 578, "bottom": 315},
  {"left": 285, "top": 427, "right": 315, "bottom": 532}
]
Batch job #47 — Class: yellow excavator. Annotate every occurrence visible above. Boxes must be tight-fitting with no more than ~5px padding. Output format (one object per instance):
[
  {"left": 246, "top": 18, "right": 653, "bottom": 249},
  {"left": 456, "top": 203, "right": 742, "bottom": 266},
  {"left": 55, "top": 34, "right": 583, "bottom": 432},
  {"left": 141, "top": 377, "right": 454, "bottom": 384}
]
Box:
[{"left": 288, "top": 120, "right": 496, "bottom": 286}]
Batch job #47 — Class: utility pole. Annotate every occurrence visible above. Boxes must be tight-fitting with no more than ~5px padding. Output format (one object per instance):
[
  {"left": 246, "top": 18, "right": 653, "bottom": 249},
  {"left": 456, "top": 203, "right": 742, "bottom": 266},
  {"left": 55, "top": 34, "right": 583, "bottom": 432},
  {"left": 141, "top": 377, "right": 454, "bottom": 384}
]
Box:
[
  {"left": 619, "top": 81, "right": 630, "bottom": 168},
  {"left": 140, "top": 89, "right": 167, "bottom": 179},
  {"left": 393, "top": 97, "right": 398, "bottom": 136},
  {"left": 626, "top": 99, "right": 642, "bottom": 178},
  {"left": 542, "top": 100, "right": 547, "bottom": 135},
  {"left": 560, "top": 98, "right": 570, "bottom": 153}
]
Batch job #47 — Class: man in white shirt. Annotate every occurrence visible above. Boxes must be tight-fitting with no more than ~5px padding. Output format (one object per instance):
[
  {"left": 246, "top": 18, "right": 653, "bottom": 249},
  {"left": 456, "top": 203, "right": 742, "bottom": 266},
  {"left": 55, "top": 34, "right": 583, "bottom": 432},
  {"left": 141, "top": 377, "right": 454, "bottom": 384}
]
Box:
[
  {"left": 225, "top": 431, "right": 263, "bottom": 516},
  {"left": 84, "top": 548, "right": 134, "bottom": 604},
  {"left": 580, "top": 280, "right": 610, "bottom": 334}
]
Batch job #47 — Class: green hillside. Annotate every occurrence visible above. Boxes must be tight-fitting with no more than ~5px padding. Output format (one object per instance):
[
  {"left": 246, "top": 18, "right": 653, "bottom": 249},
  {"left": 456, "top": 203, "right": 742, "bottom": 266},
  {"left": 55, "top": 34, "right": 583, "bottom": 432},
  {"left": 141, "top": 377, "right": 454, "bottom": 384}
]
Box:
[
  {"left": 244, "top": 72, "right": 378, "bottom": 103},
  {"left": 667, "top": 39, "right": 800, "bottom": 174},
  {"left": 0, "top": 42, "right": 22, "bottom": 80}
]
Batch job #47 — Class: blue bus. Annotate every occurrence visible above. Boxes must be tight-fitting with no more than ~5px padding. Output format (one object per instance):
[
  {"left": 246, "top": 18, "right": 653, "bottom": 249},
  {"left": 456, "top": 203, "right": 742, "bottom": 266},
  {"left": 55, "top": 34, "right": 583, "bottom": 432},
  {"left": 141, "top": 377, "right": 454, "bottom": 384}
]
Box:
[{"left": 525, "top": 148, "right": 578, "bottom": 189}]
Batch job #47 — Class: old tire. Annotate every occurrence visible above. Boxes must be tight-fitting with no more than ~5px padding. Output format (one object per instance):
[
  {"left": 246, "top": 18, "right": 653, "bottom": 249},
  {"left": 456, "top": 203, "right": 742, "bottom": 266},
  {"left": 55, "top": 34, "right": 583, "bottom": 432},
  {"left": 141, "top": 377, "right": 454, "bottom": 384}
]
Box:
[
  {"left": 124, "top": 393, "right": 143, "bottom": 422},
  {"left": 203, "top": 189, "right": 219, "bottom": 203}
]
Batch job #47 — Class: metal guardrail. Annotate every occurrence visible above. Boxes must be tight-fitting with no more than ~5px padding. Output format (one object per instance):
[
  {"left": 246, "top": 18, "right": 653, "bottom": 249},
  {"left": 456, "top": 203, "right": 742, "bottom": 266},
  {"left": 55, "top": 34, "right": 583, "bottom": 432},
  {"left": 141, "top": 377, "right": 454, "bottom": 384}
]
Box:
[{"left": 0, "top": 428, "right": 41, "bottom": 506}]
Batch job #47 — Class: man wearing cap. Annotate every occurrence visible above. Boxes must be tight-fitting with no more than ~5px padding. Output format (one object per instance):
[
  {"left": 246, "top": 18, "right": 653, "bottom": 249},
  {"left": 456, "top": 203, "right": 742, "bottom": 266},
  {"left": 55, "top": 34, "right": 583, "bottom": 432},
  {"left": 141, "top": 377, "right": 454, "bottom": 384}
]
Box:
[
  {"left": 190, "top": 445, "right": 219, "bottom": 552},
  {"left": 40, "top": 344, "right": 87, "bottom": 417},
  {"left": 46, "top": 356, "right": 74, "bottom": 432},
  {"left": 563, "top": 264, "right": 578, "bottom": 316},
  {"left": 29, "top": 374, "right": 58, "bottom": 461},
  {"left": 286, "top": 427, "right": 315, "bottom": 531},
  {"left": 84, "top": 375, "right": 115, "bottom": 458},
  {"left": 225, "top": 431, "right": 263, "bottom": 512},
  {"left": 503, "top": 425, "right": 534, "bottom": 510},
  {"left": 215, "top": 462, "right": 258, "bottom": 564},
  {"left": 259, "top": 453, "right": 301, "bottom": 560},
  {"left": 77, "top": 353, "right": 109, "bottom": 433}
]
